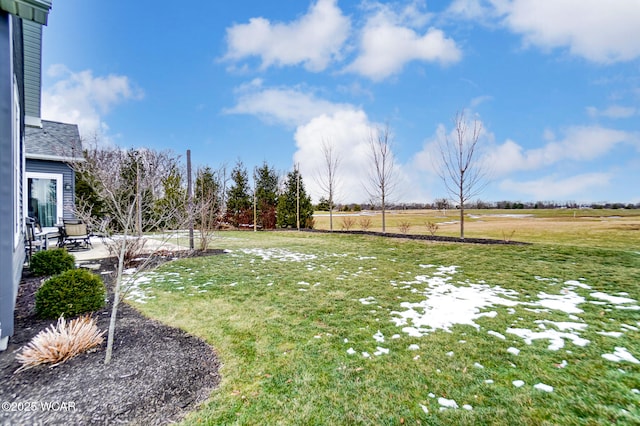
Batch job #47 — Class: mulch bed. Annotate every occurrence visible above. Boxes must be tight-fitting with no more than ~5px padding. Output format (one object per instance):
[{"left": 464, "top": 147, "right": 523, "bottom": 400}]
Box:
[
  {"left": 0, "top": 250, "right": 224, "bottom": 425},
  {"left": 302, "top": 228, "right": 531, "bottom": 245}
]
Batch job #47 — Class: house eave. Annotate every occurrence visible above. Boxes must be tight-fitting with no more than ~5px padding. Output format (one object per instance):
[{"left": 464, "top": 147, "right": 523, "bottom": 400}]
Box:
[
  {"left": 26, "top": 153, "right": 84, "bottom": 162},
  {"left": 0, "top": 0, "right": 52, "bottom": 25}
]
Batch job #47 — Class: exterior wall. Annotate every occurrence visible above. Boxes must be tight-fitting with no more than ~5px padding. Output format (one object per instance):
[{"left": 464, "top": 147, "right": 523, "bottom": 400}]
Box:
[
  {"left": 26, "top": 158, "right": 76, "bottom": 220},
  {"left": 0, "top": 11, "right": 25, "bottom": 349},
  {"left": 22, "top": 20, "right": 40, "bottom": 120}
]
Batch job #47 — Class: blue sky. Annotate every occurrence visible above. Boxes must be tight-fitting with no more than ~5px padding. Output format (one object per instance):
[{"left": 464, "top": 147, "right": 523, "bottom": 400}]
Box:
[{"left": 40, "top": 0, "right": 640, "bottom": 204}]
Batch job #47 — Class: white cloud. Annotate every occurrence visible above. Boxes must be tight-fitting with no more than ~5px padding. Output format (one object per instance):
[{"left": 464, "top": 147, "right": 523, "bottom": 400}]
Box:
[
  {"left": 586, "top": 105, "right": 637, "bottom": 119},
  {"left": 500, "top": 172, "right": 612, "bottom": 200},
  {"left": 483, "top": 126, "right": 637, "bottom": 176},
  {"left": 293, "top": 109, "right": 415, "bottom": 204},
  {"left": 223, "top": 0, "right": 350, "bottom": 72},
  {"left": 224, "top": 80, "right": 356, "bottom": 127},
  {"left": 492, "top": 0, "right": 640, "bottom": 63},
  {"left": 446, "top": 0, "right": 494, "bottom": 21},
  {"left": 42, "top": 64, "right": 143, "bottom": 142},
  {"left": 346, "top": 4, "right": 461, "bottom": 81}
]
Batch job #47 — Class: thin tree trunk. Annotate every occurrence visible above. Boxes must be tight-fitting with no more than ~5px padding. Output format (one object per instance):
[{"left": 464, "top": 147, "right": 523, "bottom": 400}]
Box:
[
  {"left": 105, "top": 235, "right": 127, "bottom": 364},
  {"left": 381, "top": 196, "right": 386, "bottom": 233}
]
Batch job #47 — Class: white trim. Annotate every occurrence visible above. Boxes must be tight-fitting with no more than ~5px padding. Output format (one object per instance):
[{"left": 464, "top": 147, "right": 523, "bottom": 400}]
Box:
[
  {"left": 25, "top": 115, "right": 42, "bottom": 127},
  {"left": 26, "top": 171, "right": 63, "bottom": 226},
  {"left": 12, "top": 75, "right": 21, "bottom": 248},
  {"left": 26, "top": 153, "right": 84, "bottom": 162}
]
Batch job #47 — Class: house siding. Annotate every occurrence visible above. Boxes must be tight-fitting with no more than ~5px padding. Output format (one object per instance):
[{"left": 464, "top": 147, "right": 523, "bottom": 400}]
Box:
[
  {"left": 22, "top": 20, "right": 39, "bottom": 118},
  {"left": 26, "top": 159, "right": 76, "bottom": 220},
  {"left": 0, "top": 11, "right": 25, "bottom": 348}
]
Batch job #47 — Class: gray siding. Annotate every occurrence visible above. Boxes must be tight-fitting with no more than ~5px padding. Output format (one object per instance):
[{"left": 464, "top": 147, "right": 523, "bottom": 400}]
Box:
[
  {"left": 26, "top": 159, "right": 76, "bottom": 220},
  {"left": 0, "top": 11, "right": 25, "bottom": 346},
  {"left": 22, "top": 20, "right": 40, "bottom": 118}
]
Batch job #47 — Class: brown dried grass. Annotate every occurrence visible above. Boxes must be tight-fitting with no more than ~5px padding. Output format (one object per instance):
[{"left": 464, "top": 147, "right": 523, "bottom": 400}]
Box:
[{"left": 15, "top": 315, "right": 105, "bottom": 372}]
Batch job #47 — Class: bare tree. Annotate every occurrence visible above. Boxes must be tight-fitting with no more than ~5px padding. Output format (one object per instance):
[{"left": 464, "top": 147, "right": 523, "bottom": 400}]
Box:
[
  {"left": 72, "top": 141, "right": 187, "bottom": 364},
  {"left": 193, "top": 165, "right": 226, "bottom": 250},
  {"left": 364, "top": 124, "right": 398, "bottom": 233},
  {"left": 315, "top": 139, "right": 341, "bottom": 231},
  {"left": 437, "top": 110, "right": 489, "bottom": 239}
]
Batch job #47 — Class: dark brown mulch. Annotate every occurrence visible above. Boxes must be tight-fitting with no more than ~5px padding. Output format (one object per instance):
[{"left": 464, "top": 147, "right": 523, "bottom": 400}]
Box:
[
  {"left": 302, "top": 228, "right": 531, "bottom": 245},
  {"left": 0, "top": 250, "right": 224, "bottom": 425}
]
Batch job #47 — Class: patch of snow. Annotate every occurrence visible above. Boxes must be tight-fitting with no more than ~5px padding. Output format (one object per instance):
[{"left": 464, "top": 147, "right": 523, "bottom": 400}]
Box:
[
  {"left": 564, "top": 280, "right": 591, "bottom": 289},
  {"left": 359, "top": 296, "right": 376, "bottom": 305},
  {"left": 536, "top": 320, "right": 588, "bottom": 331},
  {"left": 484, "top": 379, "right": 494, "bottom": 384},
  {"left": 507, "top": 328, "right": 589, "bottom": 351},
  {"left": 446, "top": 351, "right": 454, "bottom": 357},
  {"left": 391, "top": 334, "right": 401, "bottom": 339},
  {"left": 374, "top": 347, "right": 389, "bottom": 356},
  {"left": 373, "top": 330, "right": 385, "bottom": 342},
  {"left": 390, "top": 278, "right": 520, "bottom": 336},
  {"left": 513, "top": 380, "right": 525, "bottom": 388},
  {"left": 362, "top": 352, "right": 371, "bottom": 358},
  {"left": 474, "top": 362, "right": 484, "bottom": 369},
  {"left": 537, "top": 290, "right": 585, "bottom": 314},
  {"left": 420, "top": 404, "right": 429, "bottom": 414},
  {"left": 507, "top": 347, "right": 520, "bottom": 356},
  {"left": 346, "top": 348, "right": 356, "bottom": 355},
  {"left": 596, "top": 331, "right": 624, "bottom": 338},
  {"left": 621, "top": 324, "right": 639, "bottom": 331},
  {"left": 602, "top": 347, "right": 639, "bottom": 364},
  {"left": 438, "top": 397, "right": 458, "bottom": 409},
  {"left": 488, "top": 330, "right": 506, "bottom": 340},
  {"left": 631, "top": 389, "right": 639, "bottom": 394},
  {"left": 590, "top": 292, "right": 636, "bottom": 305},
  {"left": 534, "top": 383, "right": 554, "bottom": 393},
  {"left": 238, "top": 248, "right": 317, "bottom": 262},
  {"left": 463, "top": 404, "right": 473, "bottom": 411},
  {"left": 428, "top": 393, "right": 435, "bottom": 398}
]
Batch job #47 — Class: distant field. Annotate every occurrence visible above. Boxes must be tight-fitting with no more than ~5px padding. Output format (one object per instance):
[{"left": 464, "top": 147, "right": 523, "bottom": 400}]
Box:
[
  {"left": 313, "top": 208, "right": 640, "bottom": 249},
  {"left": 137, "top": 222, "right": 640, "bottom": 424}
]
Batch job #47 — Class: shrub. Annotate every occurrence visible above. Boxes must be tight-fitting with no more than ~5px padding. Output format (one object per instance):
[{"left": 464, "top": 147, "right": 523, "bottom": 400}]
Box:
[
  {"left": 15, "top": 315, "right": 104, "bottom": 372},
  {"left": 30, "top": 248, "right": 75, "bottom": 277},
  {"left": 398, "top": 220, "right": 411, "bottom": 234},
  {"left": 359, "top": 217, "right": 372, "bottom": 231},
  {"left": 426, "top": 221, "right": 439, "bottom": 236},
  {"left": 341, "top": 217, "right": 356, "bottom": 230},
  {"left": 35, "top": 269, "right": 106, "bottom": 319}
]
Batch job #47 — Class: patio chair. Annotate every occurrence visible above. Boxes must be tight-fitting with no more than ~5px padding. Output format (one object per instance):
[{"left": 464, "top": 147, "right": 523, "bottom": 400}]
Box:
[
  {"left": 61, "top": 220, "right": 92, "bottom": 250},
  {"left": 25, "top": 217, "right": 45, "bottom": 262}
]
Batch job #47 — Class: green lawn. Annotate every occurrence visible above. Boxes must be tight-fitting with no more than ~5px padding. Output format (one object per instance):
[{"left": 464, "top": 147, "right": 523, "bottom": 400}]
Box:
[{"left": 135, "top": 226, "right": 640, "bottom": 425}]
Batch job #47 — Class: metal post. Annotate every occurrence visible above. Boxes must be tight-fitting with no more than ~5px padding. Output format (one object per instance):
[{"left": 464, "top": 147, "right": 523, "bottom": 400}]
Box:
[{"left": 187, "top": 150, "right": 194, "bottom": 250}]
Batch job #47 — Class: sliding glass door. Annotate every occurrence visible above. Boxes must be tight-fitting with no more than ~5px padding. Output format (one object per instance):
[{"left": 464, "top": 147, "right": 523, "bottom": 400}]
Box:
[{"left": 27, "top": 173, "right": 63, "bottom": 227}]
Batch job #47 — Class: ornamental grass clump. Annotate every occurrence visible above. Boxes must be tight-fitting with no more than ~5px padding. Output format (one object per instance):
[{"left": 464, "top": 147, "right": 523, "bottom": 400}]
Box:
[{"left": 15, "top": 315, "right": 105, "bottom": 372}]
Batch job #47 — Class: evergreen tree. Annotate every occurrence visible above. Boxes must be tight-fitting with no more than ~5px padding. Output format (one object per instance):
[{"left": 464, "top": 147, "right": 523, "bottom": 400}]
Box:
[
  {"left": 316, "top": 197, "right": 330, "bottom": 211},
  {"left": 153, "top": 165, "right": 185, "bottom": 229},
  {"left": 75, "top": 167, "right": 106, "bottom": 221},
  {"left": 226, "top": 160, "right": 252, "bottom": 227},
  {"left": 254, "top": 162, "right": 279, "bottom": 229},
  {"left": 195, "top": 166, "right": 222, "bottom": 216},
  {"left": 277, "top": 168, "right": 314, "bottom": 229}
]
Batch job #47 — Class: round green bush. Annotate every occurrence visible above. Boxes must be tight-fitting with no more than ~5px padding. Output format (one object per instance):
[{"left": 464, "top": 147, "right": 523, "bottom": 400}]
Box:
[
  {"left": 35, "top": 269, "right": 106, "bottom": 319},
  {"left": 30, "top": 248, "right": 76, "bottom": 277}
]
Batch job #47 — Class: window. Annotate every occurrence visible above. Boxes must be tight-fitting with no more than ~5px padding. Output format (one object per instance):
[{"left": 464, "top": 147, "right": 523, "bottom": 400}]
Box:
[{"left": 26, "top": 172, "right": 63, "bottom": 227}]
